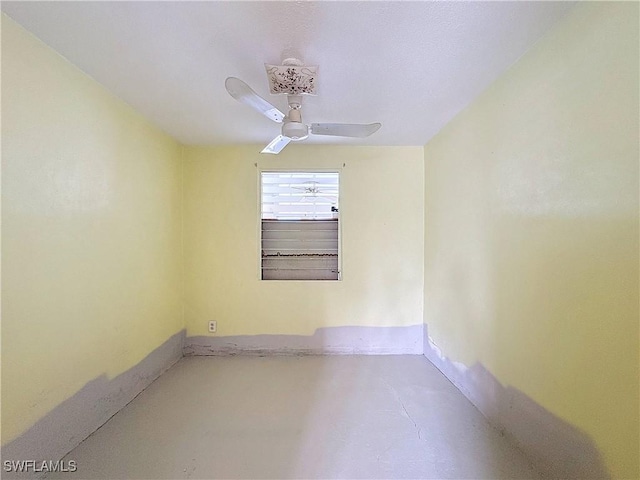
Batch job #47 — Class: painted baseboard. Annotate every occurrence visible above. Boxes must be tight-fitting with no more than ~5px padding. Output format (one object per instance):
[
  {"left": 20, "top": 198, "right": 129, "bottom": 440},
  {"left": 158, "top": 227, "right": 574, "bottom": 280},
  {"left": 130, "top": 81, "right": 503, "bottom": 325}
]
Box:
[
  {"left": 423, "top": 326, "right": 610, "bottom": 480},
  {"left": 2, "top": 330, "right": 185, "bottom": 479},
  {"left": 184, "top": 324, "right": 424, "bottom": 356}
]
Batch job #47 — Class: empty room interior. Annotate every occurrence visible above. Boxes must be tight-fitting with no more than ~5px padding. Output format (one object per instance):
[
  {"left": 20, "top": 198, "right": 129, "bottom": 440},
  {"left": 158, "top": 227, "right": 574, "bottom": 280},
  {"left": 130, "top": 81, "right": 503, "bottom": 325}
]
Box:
[{"left": 1, "top": 1, "right": 638, "bottom": 479}]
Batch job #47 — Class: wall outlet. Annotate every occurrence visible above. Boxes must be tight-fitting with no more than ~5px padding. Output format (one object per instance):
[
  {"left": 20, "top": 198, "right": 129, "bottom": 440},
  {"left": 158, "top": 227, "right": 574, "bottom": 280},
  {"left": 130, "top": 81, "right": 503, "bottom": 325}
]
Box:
[{"left": 208, "top": 321, "right": 217, "bottom": 333}]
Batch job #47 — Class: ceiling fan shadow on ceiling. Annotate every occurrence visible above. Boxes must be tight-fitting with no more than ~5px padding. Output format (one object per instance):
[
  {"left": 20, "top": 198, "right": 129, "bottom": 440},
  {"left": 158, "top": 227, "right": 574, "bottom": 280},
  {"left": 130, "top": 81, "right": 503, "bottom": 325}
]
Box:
[{"left": 225, "top": 58, "right": 381, "bottom": 154}]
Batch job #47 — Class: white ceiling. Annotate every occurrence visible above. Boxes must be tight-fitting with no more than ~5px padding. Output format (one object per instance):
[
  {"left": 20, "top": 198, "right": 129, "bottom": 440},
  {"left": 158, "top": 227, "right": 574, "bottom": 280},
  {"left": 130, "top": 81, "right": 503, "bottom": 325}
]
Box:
[{"left": 2, "top": 1, "right": 576, "bottom": 147}]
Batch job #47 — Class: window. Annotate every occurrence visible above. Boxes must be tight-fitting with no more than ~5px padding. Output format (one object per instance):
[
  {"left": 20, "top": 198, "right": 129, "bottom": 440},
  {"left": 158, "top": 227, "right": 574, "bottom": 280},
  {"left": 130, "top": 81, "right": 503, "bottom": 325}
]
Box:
[{"left": 261, "top": 171, "right": 340, "bottom": 280}]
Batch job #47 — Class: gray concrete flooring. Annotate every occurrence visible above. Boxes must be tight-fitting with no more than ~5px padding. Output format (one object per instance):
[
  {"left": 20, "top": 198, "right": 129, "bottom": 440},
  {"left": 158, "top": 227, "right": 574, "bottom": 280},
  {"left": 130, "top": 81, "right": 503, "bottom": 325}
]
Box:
[{"left": 49, "top": 356, "right": 542, "bottom": 479}]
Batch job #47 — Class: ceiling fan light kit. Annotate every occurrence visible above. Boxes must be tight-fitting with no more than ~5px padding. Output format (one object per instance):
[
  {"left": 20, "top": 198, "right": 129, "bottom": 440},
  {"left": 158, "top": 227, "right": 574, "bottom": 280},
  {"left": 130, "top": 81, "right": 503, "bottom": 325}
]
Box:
[{"left": 226, "top": 57, "right": 381, "bottom": 154}]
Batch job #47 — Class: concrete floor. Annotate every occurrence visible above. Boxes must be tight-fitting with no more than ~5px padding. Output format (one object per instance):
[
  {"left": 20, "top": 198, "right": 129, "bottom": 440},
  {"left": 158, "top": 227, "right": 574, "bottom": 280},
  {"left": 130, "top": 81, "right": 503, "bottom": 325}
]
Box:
[{"left": 48, "top": 356, "right": 542, "bottom": 479}]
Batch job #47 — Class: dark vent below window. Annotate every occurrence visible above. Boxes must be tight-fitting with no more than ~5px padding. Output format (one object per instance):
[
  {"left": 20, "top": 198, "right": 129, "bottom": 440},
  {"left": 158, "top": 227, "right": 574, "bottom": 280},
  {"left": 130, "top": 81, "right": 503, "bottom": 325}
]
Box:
[{"left": 261, "top": 219, "right": 338, "bottom": 280}]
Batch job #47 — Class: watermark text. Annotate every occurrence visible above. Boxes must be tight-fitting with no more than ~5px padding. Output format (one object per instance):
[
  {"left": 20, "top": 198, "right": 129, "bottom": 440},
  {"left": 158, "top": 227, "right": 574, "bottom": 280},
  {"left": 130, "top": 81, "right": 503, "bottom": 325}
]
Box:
[{"left": 3, "top": 459, "right": 77, "bottom": 473}]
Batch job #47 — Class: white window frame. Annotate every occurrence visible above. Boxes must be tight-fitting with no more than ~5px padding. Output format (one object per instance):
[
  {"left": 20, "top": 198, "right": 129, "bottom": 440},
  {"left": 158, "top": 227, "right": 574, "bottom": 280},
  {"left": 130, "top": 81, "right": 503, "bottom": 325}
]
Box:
[{"left": 258, "top": 168, "right": 342, "bottom": 281}]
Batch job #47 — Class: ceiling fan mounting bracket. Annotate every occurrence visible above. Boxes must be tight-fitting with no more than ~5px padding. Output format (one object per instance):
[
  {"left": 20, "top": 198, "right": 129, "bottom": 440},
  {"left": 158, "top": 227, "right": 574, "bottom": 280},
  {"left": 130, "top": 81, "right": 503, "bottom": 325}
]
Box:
[
  {"left": 282, "top": 57, "right": 304, "bottom": 67},
  {"left": 264, "top": 60, "right": 318, "bottom": 96},
  {"left": 287, "top": 95, "right": 303, "bottom": 110}
]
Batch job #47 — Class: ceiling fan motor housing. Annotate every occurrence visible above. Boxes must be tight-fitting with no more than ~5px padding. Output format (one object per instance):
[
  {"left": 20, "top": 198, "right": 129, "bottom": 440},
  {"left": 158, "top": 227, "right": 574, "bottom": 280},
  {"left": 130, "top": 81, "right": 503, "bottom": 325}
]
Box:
[{"left": 282, "top": 121, "right": 308, "bottom": 141}]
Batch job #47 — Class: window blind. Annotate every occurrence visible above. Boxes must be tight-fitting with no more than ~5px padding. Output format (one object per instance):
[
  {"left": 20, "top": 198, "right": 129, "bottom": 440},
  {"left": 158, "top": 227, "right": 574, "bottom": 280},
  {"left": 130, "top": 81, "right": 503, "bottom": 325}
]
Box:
[
  {"left": 261, "top": 172, "right": 340, "bottom": 280},
  {"left": 261, "top": 172, "right": 339, "bottom": 220}
]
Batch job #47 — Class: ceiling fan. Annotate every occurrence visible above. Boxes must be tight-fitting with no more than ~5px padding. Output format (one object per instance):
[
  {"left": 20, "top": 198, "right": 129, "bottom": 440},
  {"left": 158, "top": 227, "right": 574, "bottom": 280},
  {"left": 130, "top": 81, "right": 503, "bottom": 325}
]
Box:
[{"left": 225, "top": 59, "right": 381, "bottom": 154}]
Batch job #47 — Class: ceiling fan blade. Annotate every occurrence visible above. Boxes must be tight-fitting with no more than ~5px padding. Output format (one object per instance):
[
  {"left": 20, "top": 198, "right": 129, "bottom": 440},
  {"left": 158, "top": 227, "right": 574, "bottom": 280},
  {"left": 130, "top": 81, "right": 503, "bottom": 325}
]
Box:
[
  {"left": 310, "top": 122, "right": 381, "bottom": 138},
  {"left": 261, "top": 135, "right": 291, "bottom": 155},
  {"left": 225, "top": 77, "right": 285, "bottom": 123}
]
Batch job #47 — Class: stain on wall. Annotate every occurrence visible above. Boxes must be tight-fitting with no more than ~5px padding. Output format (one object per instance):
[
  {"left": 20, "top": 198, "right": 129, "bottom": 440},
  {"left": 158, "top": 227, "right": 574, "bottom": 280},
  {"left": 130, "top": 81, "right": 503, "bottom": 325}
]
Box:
[
  {"left": 423, "top": 3, "right": 639, "bottom": 477},
  {"left": 1, "top": 15, "right": 184, "bottom": 447},
  {"left": 185, "top": 325, "right": 424, "bottom": 356},
  {"left": 424, "top": 327, "right": 610, "bottom": 479},
  {"left": 183, "top": 145, "right": 425, "bottom": 338},
  {"left": 2, "top": 331, "right": 184, "bottom": 478}
]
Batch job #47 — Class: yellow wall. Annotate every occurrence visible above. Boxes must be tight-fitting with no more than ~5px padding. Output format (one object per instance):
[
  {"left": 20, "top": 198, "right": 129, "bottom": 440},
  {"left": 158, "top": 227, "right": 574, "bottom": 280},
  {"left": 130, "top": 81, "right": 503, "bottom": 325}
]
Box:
[
  {"left": 183, "top": 145, "right": 424, "bottom": 337},
  {"left": 423, "top": 3, "right": 639, "bottom": 478},
  {"left": 1, "top": 16, "right": 184, "bottom": 444}
]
